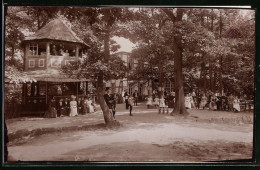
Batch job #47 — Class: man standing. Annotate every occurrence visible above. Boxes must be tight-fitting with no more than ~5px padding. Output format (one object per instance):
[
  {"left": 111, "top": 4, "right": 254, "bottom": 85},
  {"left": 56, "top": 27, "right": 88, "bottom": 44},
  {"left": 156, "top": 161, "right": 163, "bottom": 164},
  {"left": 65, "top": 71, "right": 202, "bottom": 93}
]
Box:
[
  {"left": 104, "top": 88, "right": 116, "bottom": 119},
  {"left": 133, "top": 90, "right": 138, "bottom": 106},
  {"left": 124, "top": 89, "right": 129, "bottom": 109}
]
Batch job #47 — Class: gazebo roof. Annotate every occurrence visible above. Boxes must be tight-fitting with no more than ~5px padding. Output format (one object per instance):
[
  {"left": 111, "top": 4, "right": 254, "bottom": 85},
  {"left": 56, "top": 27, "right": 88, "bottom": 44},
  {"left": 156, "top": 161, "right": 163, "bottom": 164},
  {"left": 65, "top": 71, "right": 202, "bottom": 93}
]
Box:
[{"left": 22, "top": 18, "right": 89, "bottom": 48}]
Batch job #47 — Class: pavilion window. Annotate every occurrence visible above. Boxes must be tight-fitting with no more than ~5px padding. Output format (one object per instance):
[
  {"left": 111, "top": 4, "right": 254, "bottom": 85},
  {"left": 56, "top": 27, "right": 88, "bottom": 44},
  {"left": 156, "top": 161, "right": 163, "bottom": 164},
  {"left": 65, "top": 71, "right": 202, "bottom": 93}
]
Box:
[{"left": 29, "top": 44, "right": 38, "bottom": 56}]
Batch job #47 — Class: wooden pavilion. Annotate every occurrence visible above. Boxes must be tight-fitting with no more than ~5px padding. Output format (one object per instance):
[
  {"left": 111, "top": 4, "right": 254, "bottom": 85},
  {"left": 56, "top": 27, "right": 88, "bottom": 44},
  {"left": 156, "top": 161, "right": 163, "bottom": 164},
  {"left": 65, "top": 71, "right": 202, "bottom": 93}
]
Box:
[{"left": 19, "top": 18, "right": 90, "bottom": 115}]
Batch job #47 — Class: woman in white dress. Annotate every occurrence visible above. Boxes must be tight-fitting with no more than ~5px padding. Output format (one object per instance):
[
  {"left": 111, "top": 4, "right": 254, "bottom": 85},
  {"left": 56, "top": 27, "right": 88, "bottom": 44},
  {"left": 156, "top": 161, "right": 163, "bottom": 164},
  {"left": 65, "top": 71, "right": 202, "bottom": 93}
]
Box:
[
  {"left": 87, "top": 97, "right": 95, "bottom": 113},
  {"left": 146, "top": 96, "right": 153, "bottom": 108},
  {"left": 70, "top": 95, "right": 78, "bottom": 117},
  {"left": 159, "top": 95, "right": 166, "bottom": 114},
  {"left": 185, "top": 94, "right": 192, "bottom": 109},
  {"left": 233, "top": 96, "right": 240, "bottom": 112}
]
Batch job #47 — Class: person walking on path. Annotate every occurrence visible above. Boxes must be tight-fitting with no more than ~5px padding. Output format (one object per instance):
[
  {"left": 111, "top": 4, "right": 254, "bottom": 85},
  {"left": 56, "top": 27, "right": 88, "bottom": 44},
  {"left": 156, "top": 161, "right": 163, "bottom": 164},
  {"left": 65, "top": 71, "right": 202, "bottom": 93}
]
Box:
[
  {"left": 146, "top": 95, "right": 153, "bottom": 109},
  {"left": 69, "top": 95, "right": 78, "bottom": 117},
  {"left": 128, "top": 96, "right": 134, "bottom": 116},
  {"left": 133, "top": 90, "right": 138, "bottom": 106},
  {"left": 124, "top": 90, "right": 129, "bottom": 109}
]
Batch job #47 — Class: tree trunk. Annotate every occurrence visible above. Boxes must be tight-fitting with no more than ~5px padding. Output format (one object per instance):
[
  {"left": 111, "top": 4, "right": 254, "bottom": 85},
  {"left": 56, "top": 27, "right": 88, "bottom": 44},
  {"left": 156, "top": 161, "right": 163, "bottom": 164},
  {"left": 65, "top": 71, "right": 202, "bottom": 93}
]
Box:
[
  {"left": 97, "top": 27, "right": 120, "bottom": 127},
  {"left": 162, "top": 8, "right": 189, "bottom": 116},
  {"left": 209, "top": 63, "right": 213, "bottom": 91},
  {"left": 171, "top": 36, "right": 189, "bottom": 116},
  {"left": 219, "top": 56, "right": 223, "bottom": 95},
  {"left": 11, "top": 45, "right": 15, "bottom": 64},
  {"left": 201, "top": 61, "right": 206, "bottom": 93}
]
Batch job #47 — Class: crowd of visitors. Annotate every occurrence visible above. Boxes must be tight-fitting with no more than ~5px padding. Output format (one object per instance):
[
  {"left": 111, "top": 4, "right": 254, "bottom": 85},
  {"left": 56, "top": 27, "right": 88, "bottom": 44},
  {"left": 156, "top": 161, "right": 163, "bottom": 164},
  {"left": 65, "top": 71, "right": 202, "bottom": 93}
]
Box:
[
  {"left": 44, "top": 95, "right": 96, "bottom": 118},
  {"left": 145, "top": 89, "right": 253, "bottom": 113}
]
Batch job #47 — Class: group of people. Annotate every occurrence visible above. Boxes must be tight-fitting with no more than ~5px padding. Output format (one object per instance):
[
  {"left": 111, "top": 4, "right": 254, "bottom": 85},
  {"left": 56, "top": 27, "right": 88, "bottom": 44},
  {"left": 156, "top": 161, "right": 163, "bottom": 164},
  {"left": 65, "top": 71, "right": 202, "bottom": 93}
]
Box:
[
  {"left": 104, "top": 88, "right": 137, "bottom": 118},
  {"left": 184, "top": 91, "right": 241, "bottom": 112},
  {"left": 44, "top": 95, "right": 96, "bottom": 118},
  {"left": 146, "top": 95, "right": 167, "bottom": 114}
]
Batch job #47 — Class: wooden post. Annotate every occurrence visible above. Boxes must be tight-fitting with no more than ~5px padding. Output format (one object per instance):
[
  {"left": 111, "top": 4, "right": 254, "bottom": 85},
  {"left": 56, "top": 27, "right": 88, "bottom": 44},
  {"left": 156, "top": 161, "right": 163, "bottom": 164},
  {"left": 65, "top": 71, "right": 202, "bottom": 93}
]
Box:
[
  {"left": 46, "top": 42, "right": 50, "bottom": 69},
  {"left": 45, "top": 82, "right": 48, "bottom": 104},
  {"left": 76, "top": 46, "right": 79, "bottom": 59},
  {"left": 76, "top": 82, "right": 79, "bottom": 100}
]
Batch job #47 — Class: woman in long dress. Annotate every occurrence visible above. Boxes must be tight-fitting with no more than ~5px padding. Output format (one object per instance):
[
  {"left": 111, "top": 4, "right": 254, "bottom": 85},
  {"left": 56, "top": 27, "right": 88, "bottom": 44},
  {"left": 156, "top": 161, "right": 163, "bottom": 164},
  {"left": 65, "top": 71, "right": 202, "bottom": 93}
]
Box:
[
  {"left": 69, "top": 95, "right": 78, "bottom": 117},
  {"left": 82, "top": 97, "right": 89, "bottom": 114},
  {"left": 233, "top": 96, "right": 240, "bottom": 112},
  {"left": 200, "top": 94, "right": 207, "bottom": 109},
  {"left": 87, "top": 97, "right": 95, "bottom": 113},
  {"left": 146, "top": 96, "right": 153, "bottom": 108},
  {"left": 185, "top": 94, "right": 192, "bottom": 109}
]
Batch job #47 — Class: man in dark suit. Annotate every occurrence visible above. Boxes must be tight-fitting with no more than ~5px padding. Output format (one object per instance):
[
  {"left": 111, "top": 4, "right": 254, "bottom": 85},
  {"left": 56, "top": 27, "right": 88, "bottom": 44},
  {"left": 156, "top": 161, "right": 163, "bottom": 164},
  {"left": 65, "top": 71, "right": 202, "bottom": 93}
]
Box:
[
  {"left": 104, "top": 87, "right": 116, "bottom": 119},
  {"left": 124, "top": 90, "right": 129, "bottom": 109},
  {"left": 133, "top": 90, "right": 138, "bottom": 106},
  {"left": 56, "top": 98, "right": 64, "bottom": 117},
  {"left": 63, "top": 98, "right": 70, "bottom": 116}
]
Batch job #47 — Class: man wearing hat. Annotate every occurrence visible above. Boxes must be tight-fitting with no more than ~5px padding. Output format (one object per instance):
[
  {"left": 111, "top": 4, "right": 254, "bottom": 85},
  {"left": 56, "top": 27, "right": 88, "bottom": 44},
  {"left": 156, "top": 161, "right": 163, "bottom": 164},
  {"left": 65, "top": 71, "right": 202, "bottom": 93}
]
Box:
[{"left": 104, "top": 87, "right": 116, "bottom": 119}]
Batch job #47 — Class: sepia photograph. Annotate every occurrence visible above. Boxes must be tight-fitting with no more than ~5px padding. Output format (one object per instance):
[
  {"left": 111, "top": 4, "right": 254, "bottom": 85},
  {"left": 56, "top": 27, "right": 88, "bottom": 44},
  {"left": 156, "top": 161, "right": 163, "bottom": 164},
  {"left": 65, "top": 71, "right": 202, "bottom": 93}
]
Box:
[{"left": 3, "top": 6, "right": 255, "bottom": 162}]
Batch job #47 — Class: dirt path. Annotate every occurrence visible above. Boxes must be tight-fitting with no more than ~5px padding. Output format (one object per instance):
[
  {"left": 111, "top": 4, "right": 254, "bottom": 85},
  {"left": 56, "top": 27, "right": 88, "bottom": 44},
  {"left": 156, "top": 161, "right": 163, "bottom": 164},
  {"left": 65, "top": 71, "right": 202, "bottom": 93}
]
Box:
[{"left": 8, "top": 115, "right": 253, "bottom": 162}]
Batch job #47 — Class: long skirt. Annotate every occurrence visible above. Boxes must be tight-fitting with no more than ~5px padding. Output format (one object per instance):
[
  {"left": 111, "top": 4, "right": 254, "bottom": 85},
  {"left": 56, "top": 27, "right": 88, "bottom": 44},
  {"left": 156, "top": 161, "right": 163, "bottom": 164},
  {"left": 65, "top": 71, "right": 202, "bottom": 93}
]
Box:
[
  {"left": 233, "top": 103, "right": 240, "bottom": 112},
  {"left": 70, "top": 106, "right": 78, "bottom": 116}
]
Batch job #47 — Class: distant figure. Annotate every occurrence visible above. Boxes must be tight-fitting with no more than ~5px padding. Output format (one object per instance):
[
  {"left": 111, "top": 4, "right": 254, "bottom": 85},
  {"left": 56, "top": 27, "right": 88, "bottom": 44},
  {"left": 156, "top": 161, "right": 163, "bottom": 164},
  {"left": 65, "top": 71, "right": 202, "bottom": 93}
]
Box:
[
  {"left": 69, "top": 95, "right": 78, "bottom": 117},
  {"left": 82, "top": 97, "right": 89, "bottom": 114},
  {"left": 185, "top": 94, "right": 192, "bottom": 109},
  {"left": 196, "top": 92, "right": 202, "bottom": 109},
  {"left": 51, "top": 44, "right": 57, "bottom": 56},
  {"left": 233, "top": 96, "right": 240, "bottom": 112},
  {"left": 87, "top": 97, "right": 95, "bottom": 113},
  {"left": 77, "top": 98, "right": 83, "bottom": 114},
  {"left": 209, "top": 94, "right": 217, "bottom": 111},
  {"left": 159, "top": 95, "right": 166, "bottom": 114},
  {"left": 146, "top": 95, "right": 153, "bottom": 109},
  {"left": 104, "top": 87, "right": 116, "bottom": 119},
  {"left": 64, "top": 50, "right": 69, "bottom": 57},
  {"left": 44, "top": 97, "right": 57, "bottom": 118},
  {"left": 221, "top": 94, "right": 228, "bottom": 111},
  {"left": 133, "top": 90, "right": 138, "bottom": 106},
  {"left": 228, "top": 94, "right": 235, "bottom": 111},
  {"left": 128, "top": 96, "right": 134, "bottom": 116},
  {"left": 56, "top": 98, "right": 64, "bottom": 117},
  {"left": 153, "top": 95, "right": 159, "bottom": 108},
  {"left": 124, "top": 90, "right": 129, "bottom": 109},
  {"left": 200, "top": 93, "right": 207, "bottom": 109},
  {"left": 63, "top": 98, "right": 70, "bottom": 116}
]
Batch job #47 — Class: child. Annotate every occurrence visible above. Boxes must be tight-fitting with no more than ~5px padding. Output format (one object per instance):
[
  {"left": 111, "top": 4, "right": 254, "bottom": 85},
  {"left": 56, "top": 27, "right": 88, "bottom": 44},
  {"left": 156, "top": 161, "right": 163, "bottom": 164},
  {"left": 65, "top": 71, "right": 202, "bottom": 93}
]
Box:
[
  {"left": 153, "top": 95, "right": 159, "bottom": 108},
  {"left": 128, "top": 96, "right": 134, "bottom": 116},
  {"left": 159, "top": 95, "right": 166, "bottom": 114}
]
